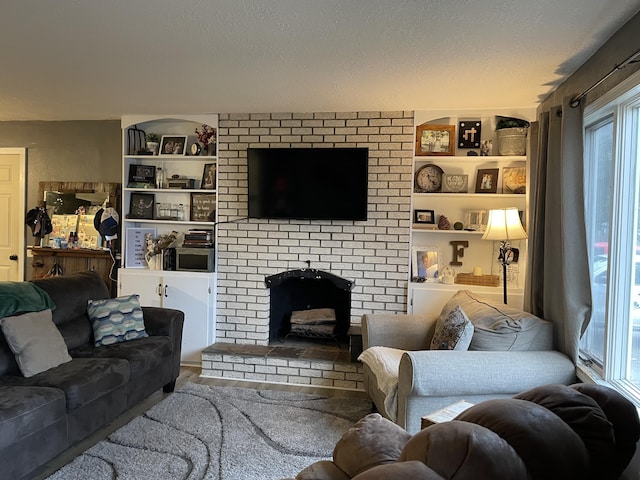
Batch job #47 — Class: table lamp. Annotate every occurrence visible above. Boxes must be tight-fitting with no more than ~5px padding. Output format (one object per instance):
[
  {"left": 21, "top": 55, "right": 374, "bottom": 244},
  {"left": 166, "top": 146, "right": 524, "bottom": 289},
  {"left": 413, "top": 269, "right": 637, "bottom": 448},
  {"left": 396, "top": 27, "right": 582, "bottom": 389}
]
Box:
[{"left": 482, "top": 208, "right": 527, "bottom": 304}]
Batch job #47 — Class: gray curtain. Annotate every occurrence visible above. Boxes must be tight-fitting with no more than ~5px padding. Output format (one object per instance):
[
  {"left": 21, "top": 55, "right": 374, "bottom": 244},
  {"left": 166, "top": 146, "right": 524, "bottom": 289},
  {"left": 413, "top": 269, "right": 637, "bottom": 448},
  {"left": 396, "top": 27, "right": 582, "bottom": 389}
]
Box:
[{"left": 525, "top": 96, "right": 591, "bottom": 362}]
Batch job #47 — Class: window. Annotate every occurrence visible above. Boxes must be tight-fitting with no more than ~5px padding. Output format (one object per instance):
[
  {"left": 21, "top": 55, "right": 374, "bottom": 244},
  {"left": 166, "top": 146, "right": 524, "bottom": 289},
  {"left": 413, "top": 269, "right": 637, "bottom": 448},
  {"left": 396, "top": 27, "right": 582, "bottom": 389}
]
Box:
[{"left": 581, "top": 71, "right": 640, "bottom": 403}]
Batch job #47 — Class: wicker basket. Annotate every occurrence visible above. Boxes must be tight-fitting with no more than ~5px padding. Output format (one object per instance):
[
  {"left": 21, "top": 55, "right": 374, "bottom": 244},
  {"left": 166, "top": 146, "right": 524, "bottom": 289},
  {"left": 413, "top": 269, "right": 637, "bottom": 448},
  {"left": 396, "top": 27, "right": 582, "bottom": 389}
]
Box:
[
  {"left": 455, "top": 273, "right": 499, "bottom": 287},
  {"left": 496, "top": 127, "right": 527, "bottom": 155}
]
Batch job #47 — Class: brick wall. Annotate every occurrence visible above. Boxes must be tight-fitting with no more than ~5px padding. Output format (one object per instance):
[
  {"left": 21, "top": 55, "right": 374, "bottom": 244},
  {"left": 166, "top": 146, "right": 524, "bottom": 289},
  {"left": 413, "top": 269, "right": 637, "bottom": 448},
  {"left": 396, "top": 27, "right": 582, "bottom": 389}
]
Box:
[{"left": 215, "top": 111, "right": 414, "bottom": 345}]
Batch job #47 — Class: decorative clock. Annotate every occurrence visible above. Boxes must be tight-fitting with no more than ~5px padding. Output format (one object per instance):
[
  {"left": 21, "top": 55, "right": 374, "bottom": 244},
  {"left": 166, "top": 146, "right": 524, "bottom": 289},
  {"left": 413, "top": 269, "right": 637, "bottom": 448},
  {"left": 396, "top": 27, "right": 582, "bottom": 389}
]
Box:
[{"left": 414, "top": 164, "right": 444, "bottom": 193}]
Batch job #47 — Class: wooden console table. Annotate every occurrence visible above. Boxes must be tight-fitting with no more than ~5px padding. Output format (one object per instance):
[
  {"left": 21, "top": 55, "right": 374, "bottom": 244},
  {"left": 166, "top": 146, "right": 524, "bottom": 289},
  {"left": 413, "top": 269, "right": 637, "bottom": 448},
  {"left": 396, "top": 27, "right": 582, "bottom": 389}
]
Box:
[{"left": 30, "top": 247, "right": 115, "bottom": 294}]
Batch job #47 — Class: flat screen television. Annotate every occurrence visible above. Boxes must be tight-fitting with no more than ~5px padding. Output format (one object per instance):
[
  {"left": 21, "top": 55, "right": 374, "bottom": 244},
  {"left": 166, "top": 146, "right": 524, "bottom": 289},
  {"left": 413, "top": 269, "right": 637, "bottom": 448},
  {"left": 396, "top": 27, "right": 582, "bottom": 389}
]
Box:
[{"left": 247, "top": 147, "right": 368, "bottom": 221}]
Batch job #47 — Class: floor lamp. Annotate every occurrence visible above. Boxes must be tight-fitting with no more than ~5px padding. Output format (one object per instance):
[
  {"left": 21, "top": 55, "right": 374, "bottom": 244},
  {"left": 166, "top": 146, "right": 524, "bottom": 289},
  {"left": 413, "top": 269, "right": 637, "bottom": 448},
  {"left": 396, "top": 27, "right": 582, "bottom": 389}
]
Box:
[{"left": 482, "top": 208, "right": 527, "bottom": 304}]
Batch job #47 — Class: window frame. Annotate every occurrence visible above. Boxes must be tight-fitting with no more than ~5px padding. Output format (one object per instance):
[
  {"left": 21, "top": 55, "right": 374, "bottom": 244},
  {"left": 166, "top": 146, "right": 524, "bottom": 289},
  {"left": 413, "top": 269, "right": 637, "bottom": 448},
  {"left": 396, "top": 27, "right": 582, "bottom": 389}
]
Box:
[{"left": 581, "top": 70, "right": 640, "bottom": 405}]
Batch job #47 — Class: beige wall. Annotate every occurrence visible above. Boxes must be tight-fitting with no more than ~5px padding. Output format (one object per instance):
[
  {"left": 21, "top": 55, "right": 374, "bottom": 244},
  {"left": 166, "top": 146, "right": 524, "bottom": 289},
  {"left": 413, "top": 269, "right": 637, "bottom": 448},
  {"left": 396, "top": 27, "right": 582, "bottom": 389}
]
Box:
[{"left": 0, "top": 120, "right": 121, "bottom": 210}]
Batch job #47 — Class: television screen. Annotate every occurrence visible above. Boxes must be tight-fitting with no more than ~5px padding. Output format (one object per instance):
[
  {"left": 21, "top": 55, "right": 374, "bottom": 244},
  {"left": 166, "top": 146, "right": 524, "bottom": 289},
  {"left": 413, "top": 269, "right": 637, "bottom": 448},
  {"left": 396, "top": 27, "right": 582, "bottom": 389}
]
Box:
[{"left": 247, "top": 148, "right": 368, "bottom": 220}]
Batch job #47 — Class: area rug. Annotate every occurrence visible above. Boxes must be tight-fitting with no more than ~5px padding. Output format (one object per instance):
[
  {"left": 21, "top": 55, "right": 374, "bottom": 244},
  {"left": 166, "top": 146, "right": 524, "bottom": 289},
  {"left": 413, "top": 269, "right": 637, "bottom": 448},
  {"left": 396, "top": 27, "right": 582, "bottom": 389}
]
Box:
[{"left": 47, "top": 382, "right": 372, "bottom": 480}]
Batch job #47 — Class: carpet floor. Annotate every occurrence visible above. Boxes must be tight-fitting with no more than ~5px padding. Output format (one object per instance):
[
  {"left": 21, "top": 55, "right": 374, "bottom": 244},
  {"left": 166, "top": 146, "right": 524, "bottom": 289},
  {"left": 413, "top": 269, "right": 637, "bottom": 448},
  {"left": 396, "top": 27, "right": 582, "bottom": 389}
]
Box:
[{"left": 46, "top": 383, "right": 372, "bottom": 480}]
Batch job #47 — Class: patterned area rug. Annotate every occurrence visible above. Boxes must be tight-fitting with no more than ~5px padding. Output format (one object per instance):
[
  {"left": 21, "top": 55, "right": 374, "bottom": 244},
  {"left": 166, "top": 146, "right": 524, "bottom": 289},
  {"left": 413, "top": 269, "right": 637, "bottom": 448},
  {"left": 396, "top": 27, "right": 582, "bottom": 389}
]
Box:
[{"left": 47, "top": 383, "right": 371, "bottom": 480}]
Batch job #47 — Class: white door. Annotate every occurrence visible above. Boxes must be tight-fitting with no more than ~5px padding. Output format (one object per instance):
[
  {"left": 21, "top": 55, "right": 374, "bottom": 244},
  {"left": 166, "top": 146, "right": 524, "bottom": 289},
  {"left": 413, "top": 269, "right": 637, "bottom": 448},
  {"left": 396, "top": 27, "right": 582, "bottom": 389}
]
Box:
[
  {"left": 163, "top": 272, "right": 215, "bottom": 365},
  {"left": 118, "top": 269, "right": 163, "bottom": 307},
  {"left": 0, "top": 149, "right": 26, "bottom": 281}
]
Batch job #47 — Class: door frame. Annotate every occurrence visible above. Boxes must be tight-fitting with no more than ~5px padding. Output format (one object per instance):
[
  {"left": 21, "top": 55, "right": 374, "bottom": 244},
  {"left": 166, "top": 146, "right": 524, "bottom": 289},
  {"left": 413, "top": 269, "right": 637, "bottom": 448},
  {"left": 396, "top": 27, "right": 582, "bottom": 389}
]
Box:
[{"left": 1, "top": 148, "right": 27, "bottom": 281}]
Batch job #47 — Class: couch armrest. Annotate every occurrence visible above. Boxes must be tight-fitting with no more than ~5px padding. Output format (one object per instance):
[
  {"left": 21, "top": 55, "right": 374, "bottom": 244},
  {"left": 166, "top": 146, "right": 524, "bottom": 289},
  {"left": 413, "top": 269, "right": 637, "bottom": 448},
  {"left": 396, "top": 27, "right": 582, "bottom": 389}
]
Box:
[
  {"left": 397, "top": 350, "right": 576, "bottom": 432},
  {"left": 400, "top": 350, "right": 575, "bottom": 397},
  {"left": 142, "top": 306, "right": 184, "bottom": 351},
  {"left": 362, "top": 313, "right": 437, "bottom": 351}
]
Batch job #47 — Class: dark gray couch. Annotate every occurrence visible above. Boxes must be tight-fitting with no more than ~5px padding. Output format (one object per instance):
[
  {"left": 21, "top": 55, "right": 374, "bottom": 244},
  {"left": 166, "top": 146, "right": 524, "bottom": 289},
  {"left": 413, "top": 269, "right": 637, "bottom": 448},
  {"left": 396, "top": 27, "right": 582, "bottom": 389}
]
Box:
[{"left": 0, "top": 271, "right": 184, "bottom": 480}]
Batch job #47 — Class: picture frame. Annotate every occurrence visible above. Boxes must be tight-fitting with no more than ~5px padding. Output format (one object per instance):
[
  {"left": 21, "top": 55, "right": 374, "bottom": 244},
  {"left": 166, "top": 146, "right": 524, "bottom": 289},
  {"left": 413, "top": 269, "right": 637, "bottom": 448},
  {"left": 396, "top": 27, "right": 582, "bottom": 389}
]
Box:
[
  {"left": 441, "top": 173, "right": 469, "bottom": 193},
  {"left": 475, "top": 168, "right": 499, "bottom": 193},
  {"left": 127, "top": 164, "right": 155, "bottom": 186},
  {"left": 414, "top": 209, "right": 435, "bottom": 224},
  {"left": 412, "top": 246, "right": 441, "bottom": 280},
  {"left": 415, "top": 124, "right": 455, "bottom": 156},
  {"left": 159, "top": 135, "right": 188, "bottom": 156},
  {"left": 125, "top": 227, "right": 156, "bottom": 268},
  {"left": 457, "top": 120, "right": 482, "bottom": 148},
  {"left": 128, "top": 193, "right": 155, "bottom": 219},
  {"left": 190, "top": 192, "right": 216, "bottom": 222},
  {"left": 502, "top": 166, "right": 526, "bottom": 194},
  {"left": 201, "top": 163, "right": 216, "bottom": 190}
]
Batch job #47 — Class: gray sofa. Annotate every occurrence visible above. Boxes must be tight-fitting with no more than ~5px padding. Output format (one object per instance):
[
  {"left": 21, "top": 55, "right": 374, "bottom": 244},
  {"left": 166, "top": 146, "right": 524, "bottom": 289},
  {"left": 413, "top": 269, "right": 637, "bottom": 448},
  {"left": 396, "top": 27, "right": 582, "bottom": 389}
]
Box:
[
  {"left": 0, "top": 271, "right": 184, "bottom": 480},
  {"left": 359, "top": 290, "right": 577, "bottom": 433}
]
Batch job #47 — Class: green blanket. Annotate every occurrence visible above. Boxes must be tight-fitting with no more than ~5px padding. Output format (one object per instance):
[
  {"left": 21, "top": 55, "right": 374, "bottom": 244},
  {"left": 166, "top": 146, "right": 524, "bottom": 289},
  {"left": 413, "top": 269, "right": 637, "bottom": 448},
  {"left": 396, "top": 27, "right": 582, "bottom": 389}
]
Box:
[{"left": 0, "top": 282, "right": 56, "bottom": 319}]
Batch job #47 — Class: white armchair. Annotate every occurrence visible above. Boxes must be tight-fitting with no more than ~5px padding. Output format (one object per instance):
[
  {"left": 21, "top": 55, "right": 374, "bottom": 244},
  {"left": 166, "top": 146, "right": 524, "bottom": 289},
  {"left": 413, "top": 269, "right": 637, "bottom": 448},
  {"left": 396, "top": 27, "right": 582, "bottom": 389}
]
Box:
[{"left": 359, "top": 290, "right": 577, "bottom": 433}]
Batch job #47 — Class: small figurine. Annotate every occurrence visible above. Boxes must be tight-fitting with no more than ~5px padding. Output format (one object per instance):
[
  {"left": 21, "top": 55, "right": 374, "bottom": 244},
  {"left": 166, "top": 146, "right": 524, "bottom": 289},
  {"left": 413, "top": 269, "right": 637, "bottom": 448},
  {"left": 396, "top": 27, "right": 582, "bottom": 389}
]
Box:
[
  {"left": 480, "top": 140, "right": 493, "bottom": 156},
  {"left": 438, "top": 215, "right": 451, "bottom": 230}
]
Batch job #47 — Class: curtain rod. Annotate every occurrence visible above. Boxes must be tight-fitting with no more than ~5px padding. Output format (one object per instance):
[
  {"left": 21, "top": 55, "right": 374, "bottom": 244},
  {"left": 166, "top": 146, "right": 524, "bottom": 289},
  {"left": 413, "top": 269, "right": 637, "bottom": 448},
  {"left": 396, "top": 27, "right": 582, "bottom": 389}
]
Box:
[{"left": 569, "top": 48, "right": 640, "bottom": 108}]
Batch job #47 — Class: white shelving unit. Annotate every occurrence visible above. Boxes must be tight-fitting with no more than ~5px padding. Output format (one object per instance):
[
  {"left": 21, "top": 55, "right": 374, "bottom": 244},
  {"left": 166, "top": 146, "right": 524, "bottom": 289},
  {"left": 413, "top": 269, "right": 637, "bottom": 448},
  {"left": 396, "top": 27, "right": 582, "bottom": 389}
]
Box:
[
  {"left": 118, "top": 114, "right": 218, "bottom": 365},
  {"left": 408, "top": 108, "right": 535, "bottom": 317}
]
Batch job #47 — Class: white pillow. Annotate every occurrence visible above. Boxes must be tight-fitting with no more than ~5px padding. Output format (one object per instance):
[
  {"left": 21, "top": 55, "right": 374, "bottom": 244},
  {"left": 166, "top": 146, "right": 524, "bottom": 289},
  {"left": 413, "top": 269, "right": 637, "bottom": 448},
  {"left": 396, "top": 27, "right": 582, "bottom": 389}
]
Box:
[{"left": 0, "top": 309, "right": 71, "bottom": 378}]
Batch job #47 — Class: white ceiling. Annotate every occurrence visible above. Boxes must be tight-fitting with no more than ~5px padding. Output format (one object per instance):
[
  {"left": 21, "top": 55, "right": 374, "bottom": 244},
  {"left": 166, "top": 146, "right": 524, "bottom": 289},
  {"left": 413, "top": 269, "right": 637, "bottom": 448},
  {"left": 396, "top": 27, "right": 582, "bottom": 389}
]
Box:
[{"left": 1, "top": 0, "right": 638, "bottom": 121}]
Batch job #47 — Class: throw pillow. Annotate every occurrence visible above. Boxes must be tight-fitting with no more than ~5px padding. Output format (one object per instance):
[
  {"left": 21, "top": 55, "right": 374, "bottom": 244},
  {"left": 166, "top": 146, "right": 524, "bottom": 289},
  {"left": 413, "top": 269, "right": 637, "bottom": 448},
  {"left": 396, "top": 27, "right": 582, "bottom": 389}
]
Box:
[
  {"left": 430, "top": 305, "right": 474, "bottom": 350},
  {"left": 0, "top": 309, "right": 71, "bottom": 378},
  {"left": 87, "top": 294, "right": 148, "bottom": 347}
]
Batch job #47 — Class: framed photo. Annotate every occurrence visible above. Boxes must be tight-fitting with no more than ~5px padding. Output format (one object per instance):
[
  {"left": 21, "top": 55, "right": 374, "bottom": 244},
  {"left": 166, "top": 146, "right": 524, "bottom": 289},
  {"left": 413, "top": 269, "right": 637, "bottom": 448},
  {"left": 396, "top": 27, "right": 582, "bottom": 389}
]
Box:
[
  {"left": 190, "top": 192, "right": 216, "bottom": 222},
  {"left": 442, "top": 173, "right": 469, "bottom": 193},
  {"left": 415, "top": 124, "right": 455, "bottom": 156},
  {"left": 502, "top": 166, "right": 526, "bottom": 194},
  {"left": 128, "top": 193, "right": 155, "bottom": 219},
  {"left": 475, "top": 168, "right": 499, "bottom": 193},
  {"left": 412, "top": 246, "right": 441, "bottom": 280},
  {"left": 414, "top": 209, "right": 435, "bottom": 224},
  {"left": 159, "top": 135, "right": 187, "bottom": 156},
  {"left": 125, "top": 227, "right": 156, "bottom": 268},
  {"left": 457, "top": 120, "right": 482, "bottom": 148},
  {"left": 201, "top": 163, "right": 216, "bottom": 190},
  {"left": 127, "top": 164, "right": 155, "bottom": 186}
]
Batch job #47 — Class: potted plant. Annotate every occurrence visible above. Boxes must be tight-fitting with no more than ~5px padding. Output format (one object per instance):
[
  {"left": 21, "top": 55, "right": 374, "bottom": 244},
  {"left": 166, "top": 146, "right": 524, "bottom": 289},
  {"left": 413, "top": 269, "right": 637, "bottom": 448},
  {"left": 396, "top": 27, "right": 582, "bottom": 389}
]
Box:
[
  {"left": 146, "top": 133, "right": 160, "bottom": 155},
  {"left": 495, "top": 116, "right": 530, "bottom": 156},
  {"left": 195, "top": 124, "right": 217, "bottom": 156}
]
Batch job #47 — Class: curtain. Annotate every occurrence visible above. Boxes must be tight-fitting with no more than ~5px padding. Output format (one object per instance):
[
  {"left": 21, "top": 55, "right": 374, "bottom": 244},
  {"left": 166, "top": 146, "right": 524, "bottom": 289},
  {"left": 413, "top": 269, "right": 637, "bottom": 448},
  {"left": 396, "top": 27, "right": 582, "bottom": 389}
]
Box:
[{"left": 525, "top": 96, "right": 591, "bottom": 362}]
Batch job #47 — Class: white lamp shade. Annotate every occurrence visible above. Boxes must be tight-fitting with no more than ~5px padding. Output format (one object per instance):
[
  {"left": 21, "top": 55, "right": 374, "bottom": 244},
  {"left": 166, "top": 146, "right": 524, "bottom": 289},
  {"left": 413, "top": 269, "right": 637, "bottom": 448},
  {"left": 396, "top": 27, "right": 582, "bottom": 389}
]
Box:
[{"left": 482, "top": 208, "right": 527, "bottom": 241}]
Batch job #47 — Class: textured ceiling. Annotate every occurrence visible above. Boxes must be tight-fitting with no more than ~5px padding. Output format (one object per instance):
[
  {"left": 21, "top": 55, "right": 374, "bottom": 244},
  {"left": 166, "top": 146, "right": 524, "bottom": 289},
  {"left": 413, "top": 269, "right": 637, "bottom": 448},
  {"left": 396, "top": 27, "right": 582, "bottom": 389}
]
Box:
[{"left": 0, "top": 0, "right": 638, "bottom": 120}]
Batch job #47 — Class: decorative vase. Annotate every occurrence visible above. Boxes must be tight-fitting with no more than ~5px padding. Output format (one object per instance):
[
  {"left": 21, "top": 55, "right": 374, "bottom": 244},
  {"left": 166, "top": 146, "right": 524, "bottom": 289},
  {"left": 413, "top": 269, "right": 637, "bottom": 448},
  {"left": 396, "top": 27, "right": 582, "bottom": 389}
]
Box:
[
  {"left": 146, "top": 141, "right": 159, "bottom": 155},
  {"left": 145, "top": 254, "right": 162, "bottom": 270},
  {"left": 206, "top": 143, "right": 216, "bottom": 156}
]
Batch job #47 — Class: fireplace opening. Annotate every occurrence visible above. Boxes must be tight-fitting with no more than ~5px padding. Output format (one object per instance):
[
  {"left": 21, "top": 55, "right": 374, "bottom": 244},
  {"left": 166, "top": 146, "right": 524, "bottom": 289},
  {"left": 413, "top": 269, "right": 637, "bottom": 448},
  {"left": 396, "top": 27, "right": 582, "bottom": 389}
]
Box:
[{"left": 265, "top": 269, "right": 353, "bottom": 344}]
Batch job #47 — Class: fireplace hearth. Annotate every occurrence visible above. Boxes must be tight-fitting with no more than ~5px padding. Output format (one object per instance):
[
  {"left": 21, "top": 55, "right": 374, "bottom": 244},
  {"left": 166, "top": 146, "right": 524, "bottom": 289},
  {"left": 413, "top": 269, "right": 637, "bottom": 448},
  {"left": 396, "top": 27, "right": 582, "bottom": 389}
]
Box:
[{"left": 265, "top": 269, "right": 353, "bottom": 344}]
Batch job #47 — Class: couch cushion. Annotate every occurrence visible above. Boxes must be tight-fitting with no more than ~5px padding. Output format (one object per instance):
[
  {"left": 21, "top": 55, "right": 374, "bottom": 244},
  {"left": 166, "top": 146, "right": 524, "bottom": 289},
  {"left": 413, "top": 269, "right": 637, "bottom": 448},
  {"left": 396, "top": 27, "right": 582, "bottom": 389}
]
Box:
[
  {"left": 0, "top": 357, "right": 130, "bottom": 411},
  {"left": 87, "top": 294, "right": 148, "bottom": 347},
  {"left": 438, "top": 290, "right": 551, "bottom": 351},
  {"left": 31, "top": 271, "right": 110, "bottom": 349},
  {"left": 0, "top": 385, "right": 66, "bottom": 450},
  {"left": 70, "top": 336, "right": 172, "bottom": 377},
  {"left": 429, "top": 305, "right": 473, "bottom": 350},
  {"left": 0, "top": 309, "right": 72, "bottom": 378},
  {"left": 333, "top": 413, "right": 411, "bottom": 477}
]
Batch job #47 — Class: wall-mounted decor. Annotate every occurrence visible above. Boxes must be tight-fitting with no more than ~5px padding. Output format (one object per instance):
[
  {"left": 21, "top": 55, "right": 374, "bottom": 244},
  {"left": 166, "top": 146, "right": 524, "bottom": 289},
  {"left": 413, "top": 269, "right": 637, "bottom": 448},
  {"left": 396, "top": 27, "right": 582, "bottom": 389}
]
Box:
[
  {"left": 475, "top": 168, "right": 499, "bottom": 194},
  {"left": 414, "top": 209, "right": 435, "bottom": 224},
  {"left": 442, "top": 173, "right": 469, "bottom": 193},
  {"left": 190, "top": 192, "right": 216, "bottom": 222},
  {"left": 415, "top": 124, "right": 455, "bottom": 156},
  {"left": 502, "top": 166, "right": 526, "bottom": 194},
  {"left": 457, "top": 120, "right": 482, "bottom": 148},
  {"left": 159, "top": 135, "right": 187, "bottom": 156},
  {"left": 201, "top": 163, "right": 216, "bottom": 189},
  {"left": 128, "top": 193, "right": 155, "bottom": 219}
]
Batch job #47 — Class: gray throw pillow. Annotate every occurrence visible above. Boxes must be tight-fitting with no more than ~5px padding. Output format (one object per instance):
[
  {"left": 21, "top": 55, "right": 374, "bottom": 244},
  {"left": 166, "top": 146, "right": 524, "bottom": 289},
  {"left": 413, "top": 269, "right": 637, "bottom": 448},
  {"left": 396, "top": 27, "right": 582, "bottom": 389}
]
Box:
[
  {"left": 0, "top": 309, "right": 71, "bottom": 378},
  {"left": 430, "top": 305, "right": 474, "bottom": 350}
]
